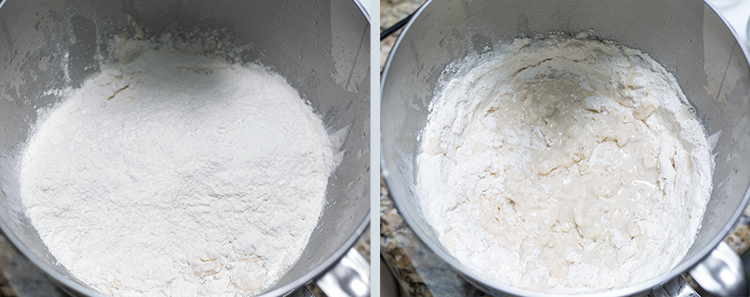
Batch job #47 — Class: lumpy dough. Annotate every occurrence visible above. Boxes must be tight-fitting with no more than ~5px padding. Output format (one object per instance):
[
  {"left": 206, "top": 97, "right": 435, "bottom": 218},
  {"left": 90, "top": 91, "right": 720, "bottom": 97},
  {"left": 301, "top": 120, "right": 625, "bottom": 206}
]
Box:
[{"left": 416, "top": 33, "right": 713, "bottom": 293}]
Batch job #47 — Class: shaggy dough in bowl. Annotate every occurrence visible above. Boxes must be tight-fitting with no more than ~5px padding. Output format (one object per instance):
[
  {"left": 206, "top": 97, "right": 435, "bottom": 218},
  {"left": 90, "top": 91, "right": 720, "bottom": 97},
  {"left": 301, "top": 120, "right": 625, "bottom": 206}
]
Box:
[{"left": 416, "top": 33, "right": 713, "bottom": 293}]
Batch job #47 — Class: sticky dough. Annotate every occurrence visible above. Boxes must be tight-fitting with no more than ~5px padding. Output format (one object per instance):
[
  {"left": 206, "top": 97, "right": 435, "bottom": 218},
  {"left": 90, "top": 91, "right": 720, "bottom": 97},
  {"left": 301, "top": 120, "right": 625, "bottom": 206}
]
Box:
[{"left": 416, "top": 33, "right": 713, "bottom": 293}]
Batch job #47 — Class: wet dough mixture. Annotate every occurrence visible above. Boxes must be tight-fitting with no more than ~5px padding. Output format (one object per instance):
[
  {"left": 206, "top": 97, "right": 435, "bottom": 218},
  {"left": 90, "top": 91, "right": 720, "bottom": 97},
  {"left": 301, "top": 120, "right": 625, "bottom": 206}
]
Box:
[{"left": 416, "top": 33, "right": 713, "bottom": 293}]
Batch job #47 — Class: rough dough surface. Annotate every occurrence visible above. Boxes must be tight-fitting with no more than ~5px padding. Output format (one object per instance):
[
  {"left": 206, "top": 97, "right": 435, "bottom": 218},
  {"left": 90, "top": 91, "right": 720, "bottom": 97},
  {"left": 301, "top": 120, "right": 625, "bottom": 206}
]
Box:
[{"left": 416, "top": 33, "right": 713, "bottom": 293}]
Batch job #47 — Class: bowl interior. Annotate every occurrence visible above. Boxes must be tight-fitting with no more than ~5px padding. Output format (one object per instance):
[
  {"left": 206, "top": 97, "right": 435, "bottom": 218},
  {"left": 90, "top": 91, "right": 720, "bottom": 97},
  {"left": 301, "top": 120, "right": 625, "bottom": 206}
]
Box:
[
  {"left": 0, "top": 0, "right": 370, "bottom": 296},
  {"left": 381, "top": 0, "right": 750, "bottom": 296}
]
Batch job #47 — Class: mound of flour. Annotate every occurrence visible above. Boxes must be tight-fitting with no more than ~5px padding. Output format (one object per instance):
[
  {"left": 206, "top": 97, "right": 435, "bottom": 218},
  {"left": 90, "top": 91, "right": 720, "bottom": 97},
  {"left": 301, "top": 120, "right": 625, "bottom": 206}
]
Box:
[
  {"left": 416, "top": 33, "right": 713, "bottom": 293},
  {"left": 20, "top": 39, "right": 339, "bottom": 296}
]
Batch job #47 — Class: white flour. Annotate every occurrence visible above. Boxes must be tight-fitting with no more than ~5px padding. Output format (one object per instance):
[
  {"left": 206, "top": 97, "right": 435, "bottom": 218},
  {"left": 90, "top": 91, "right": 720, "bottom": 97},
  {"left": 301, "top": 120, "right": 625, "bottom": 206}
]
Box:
[
  {"left": 20, "top": 39, "right": 339, "bottom": 296},
  {"left": 416, "top": 33, "right": 713, "bottom": 293}
]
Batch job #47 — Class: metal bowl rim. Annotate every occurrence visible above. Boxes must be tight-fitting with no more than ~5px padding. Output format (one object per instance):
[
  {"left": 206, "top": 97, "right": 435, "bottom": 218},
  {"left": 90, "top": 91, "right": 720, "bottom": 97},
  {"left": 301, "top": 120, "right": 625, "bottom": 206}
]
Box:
[
  {"left": 0, "top": 0, "right": 371, "bottom": 295},
  {"left": 380, "top": 0, "right": 750, "bottom": 295}
]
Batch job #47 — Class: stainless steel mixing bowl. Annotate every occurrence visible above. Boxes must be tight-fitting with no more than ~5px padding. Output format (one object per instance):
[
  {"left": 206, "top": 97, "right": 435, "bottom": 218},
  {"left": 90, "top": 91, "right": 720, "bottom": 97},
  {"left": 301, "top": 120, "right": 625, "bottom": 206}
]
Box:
[
  {"left": 381, "top": 0, "right": 750, "bottom": 296},
  {"left": 0, "top": 0, "right": 370, "bottom": 296}
]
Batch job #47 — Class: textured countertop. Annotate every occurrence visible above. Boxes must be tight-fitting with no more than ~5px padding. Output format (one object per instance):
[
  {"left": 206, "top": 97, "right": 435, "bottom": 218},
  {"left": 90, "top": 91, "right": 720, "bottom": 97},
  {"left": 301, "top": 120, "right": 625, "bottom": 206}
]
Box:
[
  {"left": 0, "top": 232, "right": 69, "bottom": 297},
  {"left": 379, "top": 0, "right": 750, "bottom": 296}
]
